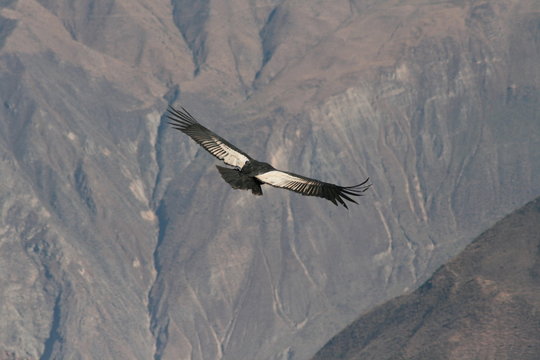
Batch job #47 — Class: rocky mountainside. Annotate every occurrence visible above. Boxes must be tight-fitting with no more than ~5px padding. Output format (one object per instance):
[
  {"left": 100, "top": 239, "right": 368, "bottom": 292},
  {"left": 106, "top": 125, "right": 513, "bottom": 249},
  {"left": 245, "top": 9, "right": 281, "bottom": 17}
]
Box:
[
  {"left": 0, "top": 0, "right": 538, "bottom": 359},
  {"left": 312, "top": 196, "right": 540, "bottom": 360}
]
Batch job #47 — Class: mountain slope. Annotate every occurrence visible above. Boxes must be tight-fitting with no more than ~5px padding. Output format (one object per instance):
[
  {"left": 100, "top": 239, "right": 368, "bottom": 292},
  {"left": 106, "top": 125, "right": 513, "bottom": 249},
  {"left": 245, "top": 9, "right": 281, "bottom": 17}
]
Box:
[
  {"left": 0, "top": 0, "right": 538, "bottom": 359},
  {"left": 312, "top": 197, "right": 540, "bottom": 360}
]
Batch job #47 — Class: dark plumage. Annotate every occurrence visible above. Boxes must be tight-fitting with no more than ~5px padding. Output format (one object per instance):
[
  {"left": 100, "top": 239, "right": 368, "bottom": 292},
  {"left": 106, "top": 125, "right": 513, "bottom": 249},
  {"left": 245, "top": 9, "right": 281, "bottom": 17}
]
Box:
[{"left": 167, "top": 105, "right": 371, "bottom": 208}]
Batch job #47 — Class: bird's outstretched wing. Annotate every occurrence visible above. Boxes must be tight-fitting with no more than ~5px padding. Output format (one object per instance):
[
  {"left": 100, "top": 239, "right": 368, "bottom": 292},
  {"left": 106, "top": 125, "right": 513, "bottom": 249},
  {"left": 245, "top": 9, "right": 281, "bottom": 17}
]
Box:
[
  {"left": 255, "top": 170, "right": 370, "bottom": 208},
  {"left": 167, "top": 106, "right": 251, "bottom": 169}
]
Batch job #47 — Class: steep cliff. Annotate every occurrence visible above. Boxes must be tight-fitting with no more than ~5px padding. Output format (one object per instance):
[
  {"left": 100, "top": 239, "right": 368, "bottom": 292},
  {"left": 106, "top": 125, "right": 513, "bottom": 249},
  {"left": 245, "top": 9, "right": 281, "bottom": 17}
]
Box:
[{"left": 0, "top": 0, "right": 538, "bottom": 359}]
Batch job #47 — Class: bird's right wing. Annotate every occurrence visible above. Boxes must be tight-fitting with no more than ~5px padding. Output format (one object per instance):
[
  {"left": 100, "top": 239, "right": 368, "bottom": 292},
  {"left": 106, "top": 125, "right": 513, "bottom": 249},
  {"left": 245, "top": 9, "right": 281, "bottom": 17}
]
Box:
[
  {"left": 167, "top": 106, "right": 251, "bottom": 169},
  {"left": 256, "top": 169, "right": 370, "bottom": 209}
]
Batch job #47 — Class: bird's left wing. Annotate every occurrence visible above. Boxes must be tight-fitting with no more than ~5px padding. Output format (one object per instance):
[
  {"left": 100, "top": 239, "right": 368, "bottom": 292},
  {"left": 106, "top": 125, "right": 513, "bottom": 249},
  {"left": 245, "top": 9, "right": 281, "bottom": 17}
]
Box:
[
  {"left": 256, "top": 170, "right": 370, "bottom": 209},
  {"left": 167, "top": 106, "right": 251, "bottom": 168}
]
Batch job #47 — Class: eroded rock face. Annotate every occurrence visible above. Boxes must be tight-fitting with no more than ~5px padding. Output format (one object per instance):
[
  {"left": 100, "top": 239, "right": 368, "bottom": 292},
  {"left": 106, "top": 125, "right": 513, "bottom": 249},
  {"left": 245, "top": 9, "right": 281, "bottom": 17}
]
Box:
[{"left": 0, "top": 0, "right": 538, "bottom": 359}]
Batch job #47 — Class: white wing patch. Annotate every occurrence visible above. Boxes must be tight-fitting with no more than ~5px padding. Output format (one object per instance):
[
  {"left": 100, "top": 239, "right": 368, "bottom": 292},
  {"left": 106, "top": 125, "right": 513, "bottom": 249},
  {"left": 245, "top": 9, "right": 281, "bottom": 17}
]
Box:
[
  {"left": 256, "top": 171, "right": 315, "bottom": 187},
  {"left": 209, "top": 136, "right": 249, "bottom": 168}
]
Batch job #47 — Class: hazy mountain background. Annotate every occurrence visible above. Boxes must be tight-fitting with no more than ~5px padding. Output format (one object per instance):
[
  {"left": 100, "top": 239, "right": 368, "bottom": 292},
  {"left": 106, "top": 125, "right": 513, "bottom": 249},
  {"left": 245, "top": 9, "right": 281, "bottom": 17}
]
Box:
[
  {"left": 312, "top": 196, "right": 540, "bottom": 360},
  {"left": 0, "top": 0, "right": 538, "bottom": 359}
]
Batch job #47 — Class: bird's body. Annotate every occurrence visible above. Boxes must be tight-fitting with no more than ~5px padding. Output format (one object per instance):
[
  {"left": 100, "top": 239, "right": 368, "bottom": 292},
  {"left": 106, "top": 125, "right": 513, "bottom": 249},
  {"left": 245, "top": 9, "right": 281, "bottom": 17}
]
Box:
[
  {"left": 240, "top": 160, "right": 274, "bottom": 177},
  {"left": 167, "top": 106, "right": 370, "bottom": 208}
]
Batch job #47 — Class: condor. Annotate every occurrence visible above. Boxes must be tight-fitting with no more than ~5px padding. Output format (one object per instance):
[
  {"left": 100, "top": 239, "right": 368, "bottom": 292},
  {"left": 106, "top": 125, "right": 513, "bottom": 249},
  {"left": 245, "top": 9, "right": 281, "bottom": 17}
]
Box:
[{"left": 167, "top": 106, "right": 370, "bottom": 208}]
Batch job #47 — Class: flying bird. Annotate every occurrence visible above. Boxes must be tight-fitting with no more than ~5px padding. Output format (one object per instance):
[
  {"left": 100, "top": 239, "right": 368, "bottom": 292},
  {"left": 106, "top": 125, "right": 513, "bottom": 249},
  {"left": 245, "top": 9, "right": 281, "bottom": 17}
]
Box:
[{"left": 166, "top": 105, "right": 370, "bottom": 208}]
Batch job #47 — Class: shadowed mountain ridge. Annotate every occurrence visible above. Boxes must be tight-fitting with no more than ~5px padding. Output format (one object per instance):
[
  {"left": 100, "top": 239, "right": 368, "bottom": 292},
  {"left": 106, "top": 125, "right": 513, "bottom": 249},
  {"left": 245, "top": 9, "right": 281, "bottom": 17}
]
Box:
[{"left": 313, "top": 196, "right": 540, "bottom": 360}]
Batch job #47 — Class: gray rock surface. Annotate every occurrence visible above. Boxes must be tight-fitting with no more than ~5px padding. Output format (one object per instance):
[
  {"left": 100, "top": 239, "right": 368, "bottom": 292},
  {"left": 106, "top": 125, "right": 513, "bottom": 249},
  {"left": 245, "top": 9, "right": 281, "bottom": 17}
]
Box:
[
  {"left": 0, "top": 0, "right": 538, "bottom": 359},
  {"left": 312, "top": 196, "right": 540, "bottom": 360}
]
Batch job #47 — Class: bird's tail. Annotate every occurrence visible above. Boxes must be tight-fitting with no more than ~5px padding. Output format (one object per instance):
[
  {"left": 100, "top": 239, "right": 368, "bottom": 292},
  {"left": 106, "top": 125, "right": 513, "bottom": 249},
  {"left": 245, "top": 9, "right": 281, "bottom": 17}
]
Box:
[{"left": 216, "top": 166, "right": 263, "bottom": 196}]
